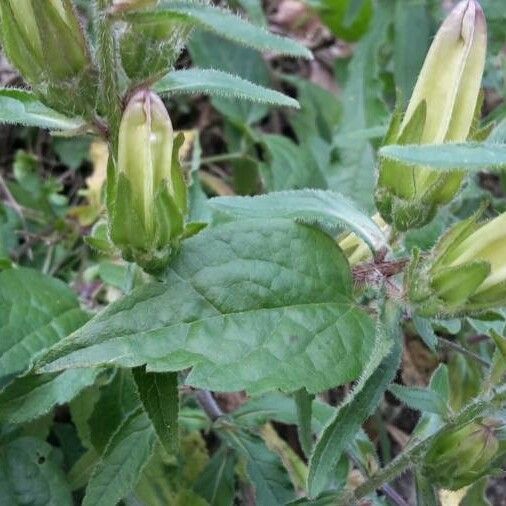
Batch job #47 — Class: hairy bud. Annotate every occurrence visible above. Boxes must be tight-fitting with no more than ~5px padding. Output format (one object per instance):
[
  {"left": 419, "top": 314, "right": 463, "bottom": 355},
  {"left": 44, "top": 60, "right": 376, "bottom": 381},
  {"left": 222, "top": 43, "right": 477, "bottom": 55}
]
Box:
[
  {"left": 0, "top": 0, "right": 97, "bottom": 116},
  {"left": 375, "top": 0, "right": 487, "bottom": 231},
  {"left": 408, "top": 209, "right": 506, "bottom": 317},
  {"left": 423, "top": 421, "right": 499, "bottom": 490},
  {"left": 109, "top": 90, "right": 187, "bottom": 272}
]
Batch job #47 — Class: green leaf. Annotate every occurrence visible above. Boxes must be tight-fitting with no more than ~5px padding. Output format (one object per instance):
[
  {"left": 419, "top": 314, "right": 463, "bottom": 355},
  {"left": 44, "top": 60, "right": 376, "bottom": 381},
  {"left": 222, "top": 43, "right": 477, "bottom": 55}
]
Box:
[
  {"left": 388, "top": 384, "right": 449, "bottom": 417},
  {"left": 328, "top": 3, "right": 390, "bottom": 210},
  {"left": 0, "top": 89, "right": 85, "bottom": 131},
  {"left": 461, "top": 477, "right": 491, "bottom": 506},
  {"left": 193, "top": 447, "right": 236, "bottom": 506},
  {"left": 307, "top": 302, "right": 401, "bottom": 497},
  {"left": 0, "top": 369, "right": 100, "bottom": 425},
  {"left": 209, "top": 189, "right": 387, "bottom": 252},
  {"left": 393, "top": 0, "right": 431, "bottom": 105},
  {"left": 412, "top": 315, "right": 438, "bottom": 351},
  {"left": 38, "top": 220, "right": 376, "bottom": 395},
  {"left": 83, "top": 407, "right": 156, "bottom": 506},
  {"left": 88, "top": 370, "right": 140, "bottom": 453},
  {"left": 223, "top": 429, "right": 294, "bottom": 504},
  {"left": 188, "top": 30, "right": 272, "bottom": 124},
  {"left": 132, "top": 368, "right": 179, "bottom": 454},
  {"left": 259, "top": 135, "right": 327, "bottom": 191},
  {"left": 379, "top": 143, "right": 506, "bottom": 172},
  {"left": 0, "top": 268, "right": 89, "bottom": 380},
  {"left": 314, "top": 0, "right": 373, "bottom": 42},
  {"left": 126, "top": 1, "right": 312, "bottom": 59},
  {"left": 415, "top": 471, "right": 439, "bottom": 506},
  {"left": 0, "top": 437, "right": 73, "bottom": 505},
  {"left": 155, "top": 68, "right": 299, "bottom": 109},
  {"left": 294, "top": 388, "right": 314, "bottom": 457}
]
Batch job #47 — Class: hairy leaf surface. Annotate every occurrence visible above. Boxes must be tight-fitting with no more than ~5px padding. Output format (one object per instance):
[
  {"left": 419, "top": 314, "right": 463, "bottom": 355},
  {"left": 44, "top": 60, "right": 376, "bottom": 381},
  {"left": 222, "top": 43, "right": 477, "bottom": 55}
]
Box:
[
  {"left": 38, "top": 220, "right": 375, "bottom": 394},
  {"left": 0, "top": 268, "right": 89, "bottom": 380}
]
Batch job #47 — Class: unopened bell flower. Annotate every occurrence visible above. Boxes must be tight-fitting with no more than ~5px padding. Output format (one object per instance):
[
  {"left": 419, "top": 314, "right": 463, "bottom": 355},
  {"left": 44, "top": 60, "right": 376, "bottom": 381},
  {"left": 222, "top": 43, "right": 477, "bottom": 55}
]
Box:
[
  {"left": 375, "top": 0, "right": 487, "bottom": 231},
  {"left": 109, "top": 90, "right": 188, "bottom": 272},
  {"left": 0, "top": 0, "right": 97, "bottom": 116},
  {"left": 408, "top": 209, "right": 506, "bottom": 317},
  {"left": 423, "top": 420, "right": 499, "bottom": 490}
]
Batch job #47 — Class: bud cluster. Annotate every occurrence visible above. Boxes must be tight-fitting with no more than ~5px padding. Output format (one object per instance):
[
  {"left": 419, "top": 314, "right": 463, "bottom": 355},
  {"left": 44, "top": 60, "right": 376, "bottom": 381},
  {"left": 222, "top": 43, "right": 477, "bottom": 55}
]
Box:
[
  {"left": 408, "top": 209, "right": 506, "bottom": 317},
  {"left": 0, "top": 0, "right": 97, "bottom": 116},
  {"left": 375, "top": 0, "right": 487, "bottom": 231},
  {"left": 113, "top": 0, "right": 192, "bottom": 85},
  {"left": 423, "top": 420, "right": 500, "bottom": 490}
]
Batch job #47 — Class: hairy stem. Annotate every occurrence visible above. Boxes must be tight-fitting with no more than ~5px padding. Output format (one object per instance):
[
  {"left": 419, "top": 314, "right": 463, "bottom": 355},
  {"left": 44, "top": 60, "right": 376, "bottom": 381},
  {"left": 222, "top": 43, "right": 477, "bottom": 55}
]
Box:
[
  {"left": 437, "top": 336, "right": 491, "bottom": 368},
  {"left": 94, "top": 0, "right": 122, "bottom": 155},
  {"left": 335, "top": 384, "right": 506, "bottom": 505}
]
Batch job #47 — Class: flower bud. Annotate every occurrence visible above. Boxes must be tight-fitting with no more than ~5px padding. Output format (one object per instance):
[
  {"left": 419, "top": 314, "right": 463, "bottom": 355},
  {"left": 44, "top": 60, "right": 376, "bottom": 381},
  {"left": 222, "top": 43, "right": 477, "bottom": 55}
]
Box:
[
  {"left": 109, "top": 90, "right": 188, "bottom": 272},
  {"left": 423, "top": 421, "right": 499, "bottom": 490},
  {"left": 375, "top": 0, "right": 487, "bottom": 231},
  {"left": 118, "top": 15, "right": 192, "bottom": 84},
  {"left": 0, "top": 0, "right": 97, "bottom": 116},
  {"left": 408, "top": 209, "right": 506, "bottom": 317}
]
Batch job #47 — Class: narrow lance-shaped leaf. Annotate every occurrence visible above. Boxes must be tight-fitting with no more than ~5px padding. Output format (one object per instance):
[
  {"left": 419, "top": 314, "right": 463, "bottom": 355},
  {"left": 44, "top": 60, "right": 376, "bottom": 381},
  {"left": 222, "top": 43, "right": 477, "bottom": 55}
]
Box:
[
  {"left": 0, "top": 89, "right": 86, "bottom": 130},
  {"left": 124, "top": 1, "right": 312, "bottom": 59},
  {"left": 155, "top": 68, "right": 299, "bottom": 109},
  {"left": 294, "top": 388, "right": 314, "bottom": 457},
  {"left": 0, "top": 369, "right": 101, "bottom": 425},
  {"left": 193, "top": 447, "right": 237, "bottom": 506},
  {"left": 83, "top": 407, "right": 156, "bottom": 506},
  {"left": 307, "top": 302, "right": 401, "bottom": 497},
  {"left": 389, "top": 383, "right": 450, "bottom": 417},
  {"left": 379, "top": 143, "right": 506, "bottom": 173},
  {"left": 133, "top": 368, "right": 179, "bottom": 454},
  {"left": 222, "top": 429, "right": 295, "bottom": 505}
]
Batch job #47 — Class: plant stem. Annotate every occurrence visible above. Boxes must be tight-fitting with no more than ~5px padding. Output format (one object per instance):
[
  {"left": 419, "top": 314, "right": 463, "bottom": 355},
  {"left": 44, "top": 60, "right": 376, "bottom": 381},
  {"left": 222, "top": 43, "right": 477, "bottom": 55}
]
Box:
[
  {"left": 437, "top": 336, "right": 490, "bottom": 368},
  {"left": 94, "top": 0, "right": 122, "bottom": 155},
  {"left": 182, "top": 151, "right": 251, "bottom": 168},
  {"left": 334, "top": 384, "right": 506, "bottom": 505},
  {"left": 196, "top": 390, "right": 224, "bottom": 421}
]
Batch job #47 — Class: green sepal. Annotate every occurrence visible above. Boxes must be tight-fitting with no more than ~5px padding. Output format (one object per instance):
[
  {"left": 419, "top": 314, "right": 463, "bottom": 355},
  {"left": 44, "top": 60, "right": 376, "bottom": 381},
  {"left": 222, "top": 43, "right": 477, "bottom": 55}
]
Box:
[
  {"left": 468, "top": 279, "right": 506, "bottom": 309},
  {"left": 84, "top": 221, "right": 116, "bottom": 255},
  {"left": 170, "top": 133, "right": 188, "bottom": 215},
  {"left": 0, "top": 2, "right": 43, "bottom": 84},
  {"left": 110, "top": 173, "right": 148, "bottom": 251},
  {"left": 120, "top": 16, "right": 192, "bottom": 84},
  {"left": 397, "top": 100, "right": 426, "bottom": 145},
  {"left": 431, "top": 208, "right": 484, "bottom": 269},
  {"left": 431, "top": 261, "right": 490, "bottom": 305}
]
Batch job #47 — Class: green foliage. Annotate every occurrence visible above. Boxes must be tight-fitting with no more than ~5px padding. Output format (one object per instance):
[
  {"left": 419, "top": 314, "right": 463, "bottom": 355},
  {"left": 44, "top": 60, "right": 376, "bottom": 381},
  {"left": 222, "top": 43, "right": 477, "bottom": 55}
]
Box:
[
  {"left": 38, "top": 220, "right": 376, "bottom": 394},
  {"left": 0, "top": 437, "right": 73, "bottom": 505},
  {"left": 0, "top": 0, "right": 505, "bottom": 504},
  {"left": 155, "top": 68, "right": 299, "bottom": 110},
  {"left": 0, "top": 268, "right": 89, "bottom": 380}
]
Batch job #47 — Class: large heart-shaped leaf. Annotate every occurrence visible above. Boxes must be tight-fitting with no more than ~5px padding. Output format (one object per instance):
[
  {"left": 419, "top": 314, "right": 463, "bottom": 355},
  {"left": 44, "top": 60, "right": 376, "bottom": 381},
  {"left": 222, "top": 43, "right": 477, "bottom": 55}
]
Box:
[{"left": 38, "top": 220, "right": 375, "bottom": 394}]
